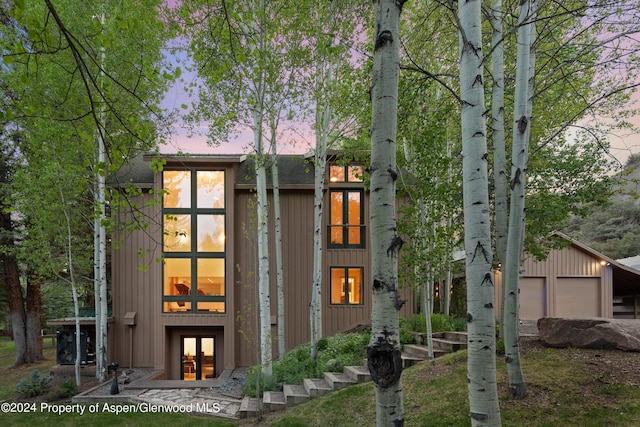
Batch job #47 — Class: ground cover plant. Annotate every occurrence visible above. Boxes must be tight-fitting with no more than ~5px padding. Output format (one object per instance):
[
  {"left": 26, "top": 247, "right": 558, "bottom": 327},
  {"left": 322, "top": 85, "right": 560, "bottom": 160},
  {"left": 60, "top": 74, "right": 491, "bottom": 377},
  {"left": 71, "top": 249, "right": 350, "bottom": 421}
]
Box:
[
  {"left": 258, "top": 338, "right": 640, "bottom": 427},
  {"left": 244, "top": 315, "right": 467, "bottom": 397}
]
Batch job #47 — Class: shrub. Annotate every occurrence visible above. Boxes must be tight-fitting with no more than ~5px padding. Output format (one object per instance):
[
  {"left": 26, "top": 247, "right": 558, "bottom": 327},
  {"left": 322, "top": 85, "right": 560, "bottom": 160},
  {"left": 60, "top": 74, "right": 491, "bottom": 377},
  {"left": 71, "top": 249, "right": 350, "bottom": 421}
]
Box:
[
  {"left": 58, "top": 380, "right": 79, "bottom": 398},
  {"left": 16, "top": 370, "right": 52, "bottom": 398},
  {"left": 399, "top": 318, "right": 416, "bottom": 345},
  {"left": 242, "top": 365, "right": 279, "bottom": 398},
  {"left": 406, "top": 313, "right": 468, "bottom": 334},
  {"left": 243, "top": 331, "right": 372, "bottom": 395}
]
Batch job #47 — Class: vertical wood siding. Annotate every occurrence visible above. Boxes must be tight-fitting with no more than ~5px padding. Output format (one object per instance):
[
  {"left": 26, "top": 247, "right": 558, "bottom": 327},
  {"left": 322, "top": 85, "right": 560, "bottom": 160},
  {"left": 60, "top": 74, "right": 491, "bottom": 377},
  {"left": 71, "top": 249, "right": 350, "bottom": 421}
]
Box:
[
  {"left": 496, "top": 242, "right": 612, "bottom": 320},
  {"left": 114, "top": 172, "right": 416, "bottom": 371}
]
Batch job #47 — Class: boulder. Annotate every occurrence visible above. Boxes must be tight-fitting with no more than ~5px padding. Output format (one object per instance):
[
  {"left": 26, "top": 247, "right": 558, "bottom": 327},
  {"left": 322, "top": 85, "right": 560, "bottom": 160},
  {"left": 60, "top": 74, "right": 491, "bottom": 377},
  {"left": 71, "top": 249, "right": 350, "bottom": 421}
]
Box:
[{"left": 537, "top": 318, "right": 640, "bottom": 352}]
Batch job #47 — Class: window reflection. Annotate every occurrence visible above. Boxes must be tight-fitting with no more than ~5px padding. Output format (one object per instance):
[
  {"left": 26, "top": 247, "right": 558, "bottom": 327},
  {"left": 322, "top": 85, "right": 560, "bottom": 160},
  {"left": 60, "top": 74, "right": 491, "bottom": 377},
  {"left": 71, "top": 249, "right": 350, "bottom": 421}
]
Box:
[{"left": 164, "top": 171, "right": 191, "bottom": 208}]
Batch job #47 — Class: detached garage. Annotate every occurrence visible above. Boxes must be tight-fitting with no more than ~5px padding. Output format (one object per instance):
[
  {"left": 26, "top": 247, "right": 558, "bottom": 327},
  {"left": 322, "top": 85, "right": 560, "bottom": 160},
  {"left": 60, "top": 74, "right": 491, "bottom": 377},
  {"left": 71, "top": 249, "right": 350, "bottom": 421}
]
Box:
[{"left": 496, "top": 232, "right": 640, "bottom": 321}]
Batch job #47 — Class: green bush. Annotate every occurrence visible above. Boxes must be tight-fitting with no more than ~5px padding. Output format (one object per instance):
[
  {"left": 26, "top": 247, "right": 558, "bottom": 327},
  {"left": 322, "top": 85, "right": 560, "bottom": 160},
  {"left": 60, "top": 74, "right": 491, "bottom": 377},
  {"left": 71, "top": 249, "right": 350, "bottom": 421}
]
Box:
[
  {"left": 406, "top": 313, "right": 467, "bottom": 334},
  {"left": 399, "top": 318, "right": 416, "bottom": 345},
  {"left": 58, "top": 380, "right": 79, "bottom": 398},
  {"left": 16, "top": 370, "right": 52, "bottom": 398},
  {"left": 243, "top": 331, "right": 371, "bottom": 396}
]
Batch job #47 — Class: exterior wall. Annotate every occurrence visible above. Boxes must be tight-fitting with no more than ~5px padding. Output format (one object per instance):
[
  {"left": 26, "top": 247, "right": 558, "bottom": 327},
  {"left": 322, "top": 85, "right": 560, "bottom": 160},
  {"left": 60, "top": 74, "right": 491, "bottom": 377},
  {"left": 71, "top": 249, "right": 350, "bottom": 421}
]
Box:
[
  {"left": 111, "top": 191, "right": 161, "bottom": 369},
  {"left": 112, "top": 157, "right": 416, "bottom": 374},
  {"left": 495, "top": 243, "right": 613, "bottom": 321}
]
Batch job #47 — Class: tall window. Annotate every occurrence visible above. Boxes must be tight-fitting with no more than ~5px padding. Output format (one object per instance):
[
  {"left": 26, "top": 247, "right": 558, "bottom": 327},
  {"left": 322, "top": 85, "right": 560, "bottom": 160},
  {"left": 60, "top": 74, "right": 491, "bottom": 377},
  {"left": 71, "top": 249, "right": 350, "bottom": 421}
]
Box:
[
  {"left": 329, "top": 190, "right": 364, "bottom": 248},
  {"left": 330, "top": 267, "right": 363, "bottom": 305},
  {"left": 163, "top": 170, "right": 226, "bottom": 313},
  {"left": 328, "top": 164, "right": 364, "bottom": 248}
]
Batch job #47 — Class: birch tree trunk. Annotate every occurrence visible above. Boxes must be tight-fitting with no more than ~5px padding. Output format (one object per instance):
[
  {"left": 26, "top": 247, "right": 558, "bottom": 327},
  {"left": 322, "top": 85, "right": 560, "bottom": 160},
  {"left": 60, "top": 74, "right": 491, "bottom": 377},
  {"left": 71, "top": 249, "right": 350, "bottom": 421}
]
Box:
[
  {"left": 489, "top": 0, "right": 507, "bottom": 342},
  {"left": 503, "top": 0, "right": 536, "bottom": 400},
  {"left": 310, "top": 61, "right": 330, "bottom": 359},
  {"left": 95, "top": 11, "right": 108, "bottom": 382},
  {"left": 491, "top": 0, "right": 507, "bottom": 269},
  {"left": 368, "top": 0, "right": 406, "bottom": 425},
  {"left": 61, "top": 185, "right": 83, "bottom": 387},
  {"left": 270, "top": 125, "right": 285, "bottom": 359},
  {"left": 458, "top": 0, "right": 502, "bottom": 424}
]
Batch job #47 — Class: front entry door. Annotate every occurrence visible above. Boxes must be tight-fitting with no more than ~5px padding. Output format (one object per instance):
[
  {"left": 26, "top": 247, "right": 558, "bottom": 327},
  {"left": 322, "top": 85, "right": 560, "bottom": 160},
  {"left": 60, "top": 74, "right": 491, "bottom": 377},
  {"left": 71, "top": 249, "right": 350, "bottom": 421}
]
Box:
[{"left": 181, "top": 336, "right": 215, "bottom": 380}]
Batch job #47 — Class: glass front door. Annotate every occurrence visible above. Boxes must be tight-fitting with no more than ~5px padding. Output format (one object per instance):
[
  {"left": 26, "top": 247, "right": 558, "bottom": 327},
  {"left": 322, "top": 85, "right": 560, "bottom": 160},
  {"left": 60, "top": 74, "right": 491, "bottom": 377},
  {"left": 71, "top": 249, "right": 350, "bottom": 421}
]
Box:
[{"left": 181, "top": 336, "right": 215, "bottom": 380}]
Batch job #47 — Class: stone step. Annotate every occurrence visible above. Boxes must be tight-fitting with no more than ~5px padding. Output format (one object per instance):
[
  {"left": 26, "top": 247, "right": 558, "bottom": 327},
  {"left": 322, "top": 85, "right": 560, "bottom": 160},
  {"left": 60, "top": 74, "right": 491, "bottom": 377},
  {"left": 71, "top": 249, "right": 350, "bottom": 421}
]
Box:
[
  {"left": 303, "top": 378, "right": 333, "bottom": 397},
  {"left": 344, "top": 365, "right": 371, "bottom": 383},
  {"left": 433, "top": 331, "right": 468, "bottom": 343},
  {"left": 432, "top": 337, "right": 467, "bottom": 353},
  {"left": 283, "top": 383, "right": 310, "bottom": 406},
  {"left": 403, "top": 344, "right": 447, "bottom": 360},
  {"left": 263, "top": 391, "right": 286, "bottom": 412},
  {"left": 324, "top": 371, "right": 357, "bottom": 390},
  {"left": 239, "top": 396, "right": 260, "bottom": 418},
  {"left": 401, "top": 353, "right": 424, "bottom": 368}
]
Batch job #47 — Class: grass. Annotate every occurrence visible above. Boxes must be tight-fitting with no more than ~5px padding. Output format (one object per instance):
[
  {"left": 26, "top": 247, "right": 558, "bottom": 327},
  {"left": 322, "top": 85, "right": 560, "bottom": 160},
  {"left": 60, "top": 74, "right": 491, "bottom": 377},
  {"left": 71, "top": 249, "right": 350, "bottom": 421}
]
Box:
[
  {"left": 260, "top": 343, "right": 640, "bottom": 427},
  {"left": 0, "top": 338, "right": 236, "bottom": 427},
  {"left": 3, "top": 337, "right": 640, "bottom": 426}
]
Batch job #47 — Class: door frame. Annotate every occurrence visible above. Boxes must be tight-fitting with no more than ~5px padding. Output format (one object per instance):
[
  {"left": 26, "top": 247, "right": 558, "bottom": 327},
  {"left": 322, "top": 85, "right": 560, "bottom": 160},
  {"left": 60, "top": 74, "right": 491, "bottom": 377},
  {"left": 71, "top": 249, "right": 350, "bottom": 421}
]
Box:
[{"left": 180, "top": 335, "right": 216, "bottom": 380}]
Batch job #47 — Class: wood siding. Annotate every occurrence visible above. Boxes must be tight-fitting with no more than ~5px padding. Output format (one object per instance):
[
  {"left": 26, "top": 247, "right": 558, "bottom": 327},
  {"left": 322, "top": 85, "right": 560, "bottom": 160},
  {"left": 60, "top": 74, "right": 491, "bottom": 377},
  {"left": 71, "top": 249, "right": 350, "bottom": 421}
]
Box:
[
  {"left": 112, "top": 160, "right": 415, "bottom": 373},
  {"left": 496, "top": 242, "right": 613, "bottom": 320}
]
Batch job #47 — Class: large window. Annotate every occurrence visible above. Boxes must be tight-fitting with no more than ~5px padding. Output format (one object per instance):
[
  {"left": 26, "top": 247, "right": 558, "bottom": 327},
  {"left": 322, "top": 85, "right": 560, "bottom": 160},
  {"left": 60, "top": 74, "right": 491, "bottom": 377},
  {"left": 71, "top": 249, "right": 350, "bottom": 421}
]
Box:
[
  {"left": 328, "top": 164, "right": 364, "bottom": 248},
  {"left": 329, "top": 189, "right": 364, "bottom": 248},
  {"left": 163, "top": 170, "right": 226, "bottom": 313},
  {"left": 330, "top": 267, "right": 363, "bottom": 305}
]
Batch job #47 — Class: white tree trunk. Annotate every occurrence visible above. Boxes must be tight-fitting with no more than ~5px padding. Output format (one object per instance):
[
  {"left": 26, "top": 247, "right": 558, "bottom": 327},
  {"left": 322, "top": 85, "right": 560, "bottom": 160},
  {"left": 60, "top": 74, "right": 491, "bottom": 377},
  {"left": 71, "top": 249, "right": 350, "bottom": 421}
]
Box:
[
  {"left": 270, "top": 127, "right": 285, "bottom": 359},
  {"left": 94, "top": 12, "right": 108, "bottom": 382},
  {"left": 256, "top": 145, "right": 272, "bottom": 376},
  {"left": 458, "top": 0, "right": 502, "bottom": 425},
  {"left": 504, "top": 0, "right": 536, "bottom": 400},
  {"left": 491, "top": 0, "right": 507, "bottom": 269},
  {"left": 60, "top": 185, "right": 82, "bottom": 388},
  {"left": 490, "top": 0, "right": 508, "bottom": 342},
  {"left": 368, "top": 0, "right": 405, "bottom": 425},
  {"left": 310, "top": 41, "right": 332, "bottom": 360}
]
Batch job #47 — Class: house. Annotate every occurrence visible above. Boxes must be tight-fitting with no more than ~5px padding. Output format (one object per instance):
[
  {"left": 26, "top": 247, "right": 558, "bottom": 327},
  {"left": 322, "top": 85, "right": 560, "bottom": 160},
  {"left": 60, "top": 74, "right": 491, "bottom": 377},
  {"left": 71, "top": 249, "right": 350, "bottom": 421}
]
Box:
[
  {"left": 108, "top": 153, "right": 413, "bottom": 380},
  {"left": 495, "top": 232, "right": 640, "bottom": 321}
]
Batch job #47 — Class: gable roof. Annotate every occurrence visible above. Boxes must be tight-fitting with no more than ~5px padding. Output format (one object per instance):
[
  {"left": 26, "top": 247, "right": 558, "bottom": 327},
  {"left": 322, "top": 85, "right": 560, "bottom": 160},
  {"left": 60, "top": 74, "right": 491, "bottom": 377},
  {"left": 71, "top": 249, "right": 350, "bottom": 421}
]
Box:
[{"left": 553, "top": 232, "right": 640, "bottom": 294}]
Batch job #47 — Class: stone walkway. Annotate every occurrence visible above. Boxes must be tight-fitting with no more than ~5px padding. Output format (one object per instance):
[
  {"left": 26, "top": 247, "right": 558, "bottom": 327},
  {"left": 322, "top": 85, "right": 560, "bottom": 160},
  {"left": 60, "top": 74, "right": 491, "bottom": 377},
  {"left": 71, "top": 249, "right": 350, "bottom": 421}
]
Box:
[{"left": 73, "top": 368, "right": 245, "bottom": 419}]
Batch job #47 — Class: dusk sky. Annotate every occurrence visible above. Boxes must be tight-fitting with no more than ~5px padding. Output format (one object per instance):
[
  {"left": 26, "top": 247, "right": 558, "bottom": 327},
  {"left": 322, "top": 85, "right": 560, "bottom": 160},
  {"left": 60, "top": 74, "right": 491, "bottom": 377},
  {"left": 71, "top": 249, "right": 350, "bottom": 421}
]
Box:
[{"left": 157, "top": 20, "right": 640, "bottom": 167}]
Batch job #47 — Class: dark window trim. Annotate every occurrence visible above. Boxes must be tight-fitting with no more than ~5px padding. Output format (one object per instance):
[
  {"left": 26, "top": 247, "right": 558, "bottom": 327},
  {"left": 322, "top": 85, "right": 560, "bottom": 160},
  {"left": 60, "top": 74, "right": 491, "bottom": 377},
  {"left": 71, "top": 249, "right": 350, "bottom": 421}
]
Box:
[
  {"left": 162, "top": 169, "right": 227, "bottom": 314},
  {"left": 328, "top": 188, "right": 365, "bottom": 249},
  {"left": 329, "top": 266, "right": 364, "bottom": 306}
]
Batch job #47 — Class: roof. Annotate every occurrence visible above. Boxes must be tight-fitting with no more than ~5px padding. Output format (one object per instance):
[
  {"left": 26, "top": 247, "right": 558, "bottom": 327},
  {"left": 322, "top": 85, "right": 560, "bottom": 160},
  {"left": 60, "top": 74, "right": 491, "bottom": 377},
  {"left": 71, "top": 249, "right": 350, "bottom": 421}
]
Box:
[
  {"left": 553, "top": 232, "right": 640, "bottom": 295},
  {"left": 617, "top": 255, "right": 640, "bottom": 271},
  {"left": 236, "top": 155, "right": 315, "bottom": 187},
  {"left": 112, "top": 153, "right": 316, "bottom": 188}
]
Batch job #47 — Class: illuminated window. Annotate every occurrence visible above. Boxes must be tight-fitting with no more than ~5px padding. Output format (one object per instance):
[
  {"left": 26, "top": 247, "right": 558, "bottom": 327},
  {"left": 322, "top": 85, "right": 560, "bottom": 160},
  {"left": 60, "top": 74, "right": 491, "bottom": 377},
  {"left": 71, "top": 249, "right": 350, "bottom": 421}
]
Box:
[
  {"left": 163, "top": 170, "right": 226, "bottom": 313},
  {"left": 329, "top": 164, "right": 364, "bottom": 183},
  {"left": 330, "top": 267, "right": 363, "bottom": 305},
  {"left": 329, "top": 189, "right": 364, "bottom": 248}
]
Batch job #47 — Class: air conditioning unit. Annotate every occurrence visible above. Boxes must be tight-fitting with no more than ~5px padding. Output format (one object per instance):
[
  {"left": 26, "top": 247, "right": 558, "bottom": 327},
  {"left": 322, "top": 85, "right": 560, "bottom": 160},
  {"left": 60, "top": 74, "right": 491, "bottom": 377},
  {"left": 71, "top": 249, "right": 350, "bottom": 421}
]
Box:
[{"left": 56, "top": 330, "right": 87, "bottom": 365}]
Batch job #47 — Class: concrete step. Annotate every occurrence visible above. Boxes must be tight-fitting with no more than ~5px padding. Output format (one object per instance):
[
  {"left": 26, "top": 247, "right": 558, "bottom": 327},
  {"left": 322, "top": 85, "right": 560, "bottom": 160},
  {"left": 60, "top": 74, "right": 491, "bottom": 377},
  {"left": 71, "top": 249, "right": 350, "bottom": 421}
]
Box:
[
  {"left": 283, "top": 384, "right": 310, "bottom": 406},
  {"left": 263, "top": 391, "right": 286, "bottom": 412},
  {"left": 344, "top": 365, "right": 371, "bottom": 383},
  {"left": 239, "top": 396, "right": 260, "bottom": 418},
  {"left": 324, "top": 371, "right": 357, "bottom": 390},
  {"left": 303, "top": 378, "right": 333, "bottom": 397}
]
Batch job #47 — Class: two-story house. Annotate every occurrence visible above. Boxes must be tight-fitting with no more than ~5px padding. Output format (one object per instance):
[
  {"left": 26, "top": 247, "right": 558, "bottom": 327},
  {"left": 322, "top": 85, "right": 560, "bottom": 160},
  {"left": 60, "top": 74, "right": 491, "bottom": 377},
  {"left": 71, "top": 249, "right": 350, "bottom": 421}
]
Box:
[{"left": 109, "top": 153, "right": 413, "bottom": 380}]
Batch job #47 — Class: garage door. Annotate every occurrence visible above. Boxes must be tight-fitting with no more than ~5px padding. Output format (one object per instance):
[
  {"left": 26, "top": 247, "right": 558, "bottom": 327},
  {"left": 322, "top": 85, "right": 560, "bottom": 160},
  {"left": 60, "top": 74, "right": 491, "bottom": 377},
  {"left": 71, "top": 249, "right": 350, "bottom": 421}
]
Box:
[
  {"left": 519, "top": 278, "right": 546, "bottom": 320},
  {"left": 556, "top": 277, "right": 600, "bottom": 318}
]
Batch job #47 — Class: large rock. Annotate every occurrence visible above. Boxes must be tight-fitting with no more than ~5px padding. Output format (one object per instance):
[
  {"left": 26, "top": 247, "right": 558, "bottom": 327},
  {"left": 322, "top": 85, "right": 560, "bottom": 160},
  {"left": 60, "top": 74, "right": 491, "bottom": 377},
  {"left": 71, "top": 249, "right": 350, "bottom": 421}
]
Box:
[{"left": 537, "top": 318, "right": 640, "bottom": 352}]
